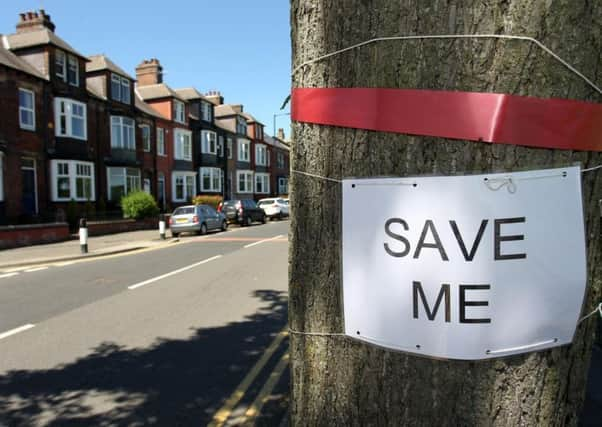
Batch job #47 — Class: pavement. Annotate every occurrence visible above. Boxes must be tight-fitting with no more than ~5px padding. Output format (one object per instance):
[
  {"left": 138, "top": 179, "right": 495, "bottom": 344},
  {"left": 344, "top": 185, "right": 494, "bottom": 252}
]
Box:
[{"left": 0, "top": 228, "right": 177, "bottom": 271}]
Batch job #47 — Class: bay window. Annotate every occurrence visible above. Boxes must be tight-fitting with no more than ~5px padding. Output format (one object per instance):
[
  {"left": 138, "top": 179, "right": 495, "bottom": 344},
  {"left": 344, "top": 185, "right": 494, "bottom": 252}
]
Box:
[
  {"left": 201, "top": 101, "right": 212, "bottom": 122},
  {"left": 19, "top": 88, "right": 35, "bottom": 130},
  {"left": 255, "top": 144, "right": 268, "bottom": 166},
  {"left": 111, "top": 116, "right": 135, "bottom": 150},
  {"left": 238, "top": 138, "right": 250, "bottom": 162},
  {"left": 107, "top": 167, "right": 140, "bottom": 201},
  {"left": 255, "top": 173, "right": 270, "bottom": 194},
  {"left": 200, "top": 167, "right": 223, "bottom": 192},
  {"left": 172, "top": 172, "right": 196, "bottom": 202},
  {"left": 236, "top": 116, "right": 247, "bottom": 135},
  {"left": 174, "top": 129, "right": 192, "bottom": 160},
  {"left": 237, "top": 170, "right": 253, "bottom": 193},
  {"left": 51, "top": 160, "right": 96, "bottom": 201},
  {"left": 201, "top": 130, "right": 217, "bottom": 154},
  {"left": 111, "top": 73, "right": 131, "bottom": 104},
  {"left": 55, "top": 98, "right": 87, "bottom": 140},
  {"left": 55, "top": 50, "right": 66, "bottom": 80}
]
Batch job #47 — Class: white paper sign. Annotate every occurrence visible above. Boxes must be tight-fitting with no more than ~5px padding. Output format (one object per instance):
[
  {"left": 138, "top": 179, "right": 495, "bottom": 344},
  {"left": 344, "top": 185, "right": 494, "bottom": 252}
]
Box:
[{"left": 342, "top": 167, "right": 587, "bottom": 360}]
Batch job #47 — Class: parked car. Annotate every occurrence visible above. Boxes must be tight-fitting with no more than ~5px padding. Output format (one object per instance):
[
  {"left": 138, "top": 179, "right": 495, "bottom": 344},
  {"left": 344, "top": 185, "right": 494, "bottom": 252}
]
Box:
[
  {"left": 170, "top": 204, "right": 227, "bottom": 237},
  {"left": 257, "top": 198, "right": 289, "bottom": 220},
  {"left": 218, "top": 199, "right": 266, "bottom": 226}
]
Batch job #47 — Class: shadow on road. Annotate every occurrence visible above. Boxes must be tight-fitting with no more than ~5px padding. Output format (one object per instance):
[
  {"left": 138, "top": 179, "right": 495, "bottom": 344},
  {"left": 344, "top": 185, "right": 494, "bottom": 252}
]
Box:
[{"left": 0, "top": 289, "right": 288, "bottom": 427}]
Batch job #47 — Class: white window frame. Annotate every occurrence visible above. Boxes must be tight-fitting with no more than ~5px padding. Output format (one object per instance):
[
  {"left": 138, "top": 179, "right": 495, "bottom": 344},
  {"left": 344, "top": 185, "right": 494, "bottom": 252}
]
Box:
[
  {"left": 111, "top": 116, "right": 135, "bottom": 150},
  {"left": 236, "top": 116, "right": 247, "bottom": 135},
  {"left": 107, "top": 167, "right": 141, "bottom": 201},
  {"left": 172, "top": 171, "right": 197, "bottom": 202},
  {"left": 200, "top": 167, "right": 223, "bottom": 192},
  {"left": 174, "top": 100, "right": 186, "bottom": 124},
  {"left": 227, "top": 138, "right": 233, "bottom": 159},
  {"left": 237, "top": 170, "right": 253, "bottom": 194},
  {"left": 255, "top": 144, "right": 268, "bottom": 166},
  {"left": 55, "top": 50, "right": 66, "bottom": 80},
  {"left": 157, "top": 128, "right": 166, "bottom": 156},
  {"left": 18, "top": 88, "right": 35, "bottom": 131},
  {"left": 201, "top": 130, "right": 217, "bottom": 154},
  {"left": 141, "top": 124, "right": 151, "bottom": 152},
  {"left": 55, "top": 98, "right": 87, "bottom": 140},
  {"left": 67, "top": 54, "right": 79, "bottom": 86},
  {"left": 278, "top": 177, "right": 289, "bottom": 195},
  {"left": 174, "top": 129, "right": 192, "bottom": 161},
  {"left": 238, "top": 138, "right": 250, "bottom": 162},
  {"left": 0, "top": 152, "right": 4, "bottom": 202},
  {"left": 111, "top": 73, "right": 131, "bottom": 104},
  {"left": 255, "top": 172, "right": 270, "bottom": 194},
  {"left": 201, "top": 101, "right": 212, "bottom": 122},
  {"left": 50, "top": 159, "right": 96, "bottom": 202}
]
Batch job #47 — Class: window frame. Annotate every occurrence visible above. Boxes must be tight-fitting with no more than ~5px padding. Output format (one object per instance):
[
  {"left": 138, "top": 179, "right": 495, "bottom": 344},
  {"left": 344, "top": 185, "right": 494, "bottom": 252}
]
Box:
[
  {"left": 111, "top": 73, "right": 131, "bottom": 104},
  {"left": 172, "top": 171, "right": 197, "bottom": 202},
  {"left": 174, "top": 100, "right": 186, "bottom": 124},
  {"left": 200, "top": 101, "right": 212, "bottom": 122},
  {"left": 238, "top": 138, "right": 250, "bottom": 162},
  {"left": 67, "top": 54, "right": 79, "bottom": 86},
  {"left": 255, "top": 172, "right": 270, "bottom": 194},
  {"left": 174, "top": 128, "right": 192, "bottom": 161},
  {"left": 55, "top": 98, "right": 87, "bottom": 140},
  {"left": 141, "top": 124, "right": 151, "bottom": 152},
  {"left": 237, "top": 170, "right": 253, "bottom": 194},
  {"left": 107, "top": 166, "right": 141, "bottom": 201},
  {"left": 156, "top": 128, "right": 166, "bottom": 156},
  {"left": 278, "top": 177, "right": 289, "bottom": 195},
  {"left": 110, "top": 116, "right": 136, "bottom": 150},
  {"left": 18, "top": 88, "right": 35, "bottom": 131},
  {"left": 199, "top": 167, "right": 223, "bottom": 192},
  {"left": 201, "top": 130, "right": 217, "bottom": 155},
  {"left": 50, "top": 159, "right": 96, "bottom": 202},
  {"left": 255, "top": 144, "right": 268, "bottom": 166},
  {"left": 55, "top": 50, "right": 66, "bottom": 80},
  {"left": 227, "top": 138, "right": 233, "bottom": 159}
]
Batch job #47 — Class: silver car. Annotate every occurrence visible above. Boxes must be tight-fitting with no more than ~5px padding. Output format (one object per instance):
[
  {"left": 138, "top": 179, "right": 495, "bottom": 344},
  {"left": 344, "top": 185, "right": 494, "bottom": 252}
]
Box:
[{"left": 170, "top": 204, "right": 227, "bottom": 237}]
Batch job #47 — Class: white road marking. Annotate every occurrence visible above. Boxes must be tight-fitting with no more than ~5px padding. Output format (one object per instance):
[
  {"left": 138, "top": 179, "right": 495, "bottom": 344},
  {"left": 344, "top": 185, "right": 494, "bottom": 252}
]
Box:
[
  {"left": 54, "top": 261, "right": 76, "bottom": 267},
  {"left": 24, "top": 267, "right": 49, "bottom": 273},
  {"left": 0, "top": 272, "right": 19, "bottom": 279},
  {"left": 0, "top": 324, "right": 35, "bottom": 341},
  {"left": 128, "top": 255, "right": 223, "bottom": 290},
  {"left": 244, "top": 235, "right": 284, "bottom": 249}
]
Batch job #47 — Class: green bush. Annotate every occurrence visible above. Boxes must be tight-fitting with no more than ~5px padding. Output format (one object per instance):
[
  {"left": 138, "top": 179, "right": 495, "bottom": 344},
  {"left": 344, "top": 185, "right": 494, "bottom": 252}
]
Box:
[
  {"left": 121, "top": 191, "right": 159, "bottom": 220},
  {"left": 191, "top": 194, "right": 223, "bottom": 210}
]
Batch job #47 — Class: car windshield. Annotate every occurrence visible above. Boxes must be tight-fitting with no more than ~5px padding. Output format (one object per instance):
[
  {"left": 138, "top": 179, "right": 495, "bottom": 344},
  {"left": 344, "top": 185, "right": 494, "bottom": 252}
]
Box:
[
  {"left": 173, "top": 207, "right": 195, "bottom": 215},
  {"left": 258, "top": 200, "right": 273, "bottom": 206}
]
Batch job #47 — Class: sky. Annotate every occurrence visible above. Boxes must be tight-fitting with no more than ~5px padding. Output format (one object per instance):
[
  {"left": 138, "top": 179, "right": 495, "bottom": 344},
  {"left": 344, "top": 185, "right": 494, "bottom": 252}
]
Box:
[{"left": 0, "top": 0, "right": 292, "bottom": 136}]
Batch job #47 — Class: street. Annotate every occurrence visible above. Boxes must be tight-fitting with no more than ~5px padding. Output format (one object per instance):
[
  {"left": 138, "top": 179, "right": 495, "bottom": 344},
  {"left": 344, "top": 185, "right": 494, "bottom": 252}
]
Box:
[{"left": 0, "top": 221, "right": 290, "bottom": 426}]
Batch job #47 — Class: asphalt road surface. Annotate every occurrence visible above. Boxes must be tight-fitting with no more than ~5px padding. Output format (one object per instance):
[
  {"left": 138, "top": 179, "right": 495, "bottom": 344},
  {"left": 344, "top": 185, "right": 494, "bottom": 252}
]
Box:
[{"left": 0, "top": 220, "right": 290, "bottom": 427}]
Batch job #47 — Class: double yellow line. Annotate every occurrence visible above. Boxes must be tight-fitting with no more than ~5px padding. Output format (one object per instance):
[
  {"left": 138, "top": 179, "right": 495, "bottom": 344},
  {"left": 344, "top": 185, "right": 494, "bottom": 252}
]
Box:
[{"left": 208, "top": 326, "right": 289, "bottom": 426}]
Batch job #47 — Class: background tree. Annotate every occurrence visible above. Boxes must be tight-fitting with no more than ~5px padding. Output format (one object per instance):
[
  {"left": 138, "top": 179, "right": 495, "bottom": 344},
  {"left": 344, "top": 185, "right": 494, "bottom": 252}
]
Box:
[{"left": 289, "top": 1, "right": 601, "bottom": 425}]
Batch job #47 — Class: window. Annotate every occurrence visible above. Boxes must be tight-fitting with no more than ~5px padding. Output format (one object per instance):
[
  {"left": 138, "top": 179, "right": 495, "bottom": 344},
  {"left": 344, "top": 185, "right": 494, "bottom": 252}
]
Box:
[
  {"left": 238, "top": 138, "right": 250, "bottom": 162},
  {"left": 236, "top": 116, "right": 247, "bottom": 135},
  {"left": 0, "top": 152, "right": 4, "bottom": 201},
  {"left": 19, "top": 88, "right": 35, "bottom": 130},
  {"left": 111, "top": 116, "right": 135, "bottom": 150},
  {"left": 200, "top": 101, "right": 212, "bottom": 122},
  {"left": 200, "top": 167, "right": 223, "bottom": 192},
  {"left": 174, "top": 129, "right": 192, "bottom": 160},
  {"left": 55, "top": 98, "right": 87, "bottom": 140},
  {"left": 55, "top": 50, "right": 66, "bottom": 80},
  {"left": 255, "top": 144, "right": 268, "bottom": 166},
  {"left": 255, "top": 173, "right": 270, "bottom": 194},
  {"left": 67, "top": 55, "right": 79, "bottom": 86},
  {"left": 157, "top": 128, "right": 165, "bottom": 156},
  {"left": 278, "top": 177, "right": 289, "bottom": 195},
  {"left": 107, "top": 167, "right": 140, "bottom": 201},
  {"left": 218, "top": 136, "right": 224, "bottom": 157},
  {"left": 111, "top": 74, "right": 131, "bottom": 104},
  {"left": 201, "top": 130, "right": 217, "bottom": 154},
  {"left": 237, "top": 170, "right": 253, "bottom": 193},
  {"left": 141, "top": 125, "right": 151, "bottom": 152},
  {"left": 277, "top": 152, "right": 285, "bottom": 169},
  {"left": 172, "top": 172, "right": 196, "bottom": 202},
  {"left": 256, "top": 126, "right": 263, "bottom": 140},
  {"left": 227, "top": 138, "right": 233, "bottom": 159},
  {"left": 50, "top": 160, "right": 95, "bottom": 201},
  {"left": 174, "top": 100, "right": 185, "bottom": 123}
]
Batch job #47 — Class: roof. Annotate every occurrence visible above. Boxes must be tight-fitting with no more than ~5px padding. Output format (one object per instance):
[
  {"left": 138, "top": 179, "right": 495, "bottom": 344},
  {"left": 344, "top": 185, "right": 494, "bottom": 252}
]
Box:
[
  {"left": 264, "top": 134, "right": 290, "bottom": 151},
  {"left": 136, "top": 83, "right": 186, "bottom": 101},
  {"left": 215, "top": 118, "right": 235, "bottom": 133},
  {"left": 86, "top": 81, "right": 106, "bottom": 100},
  {"left": 86, "top": 54, "right": 134, "bottom": 80},
  {"left": 5, "top": 28, "right": 87, "bottom": 59},
  {"left": 241, "top": 112, "right": 264, "bottom": 125},
  {"left": 135, "top": 91, "right": 167, "bottom": 119},
  {"left": 215, "top": 104, "right": 242, "bottom": 118},
  {"left": 174, "top": 87, "right": 209, "bottom": 102},
  {"left": 0, "top": 36, "right": 46, "bottom": 79}
]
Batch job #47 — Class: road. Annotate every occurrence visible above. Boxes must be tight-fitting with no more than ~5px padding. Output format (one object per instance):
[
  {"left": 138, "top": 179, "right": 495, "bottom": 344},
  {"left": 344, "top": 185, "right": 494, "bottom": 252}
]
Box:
[{"left": 0, "top": 220, "right": 290, "bottom": 427}]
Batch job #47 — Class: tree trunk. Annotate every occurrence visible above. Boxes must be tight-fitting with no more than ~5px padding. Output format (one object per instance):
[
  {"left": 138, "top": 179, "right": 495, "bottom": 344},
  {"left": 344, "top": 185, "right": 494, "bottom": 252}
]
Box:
[{"left": 289, "top": 1, "right": 602, "bottom": 425}]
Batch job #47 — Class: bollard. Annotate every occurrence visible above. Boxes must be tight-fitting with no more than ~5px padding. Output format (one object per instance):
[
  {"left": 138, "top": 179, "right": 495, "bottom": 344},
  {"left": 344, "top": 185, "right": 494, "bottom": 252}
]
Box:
[
  {"left": 79, "top": 218, "right": 88, "bottom": 254},
  {"left": 159, "top": 214, "right": 166, "bottom": 240}
]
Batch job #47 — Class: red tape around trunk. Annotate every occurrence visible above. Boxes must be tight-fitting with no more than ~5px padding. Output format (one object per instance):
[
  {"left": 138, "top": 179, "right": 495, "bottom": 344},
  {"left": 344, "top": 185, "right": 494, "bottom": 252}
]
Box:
[{"left": 291, "top": 88, "right": 602, "bottom": 151}]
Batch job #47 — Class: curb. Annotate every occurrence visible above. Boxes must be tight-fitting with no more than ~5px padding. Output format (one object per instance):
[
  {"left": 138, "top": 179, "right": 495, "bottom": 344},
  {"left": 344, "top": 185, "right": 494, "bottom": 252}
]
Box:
[{"left": 0, "top": 239, "right": 179, "bottom": 271}]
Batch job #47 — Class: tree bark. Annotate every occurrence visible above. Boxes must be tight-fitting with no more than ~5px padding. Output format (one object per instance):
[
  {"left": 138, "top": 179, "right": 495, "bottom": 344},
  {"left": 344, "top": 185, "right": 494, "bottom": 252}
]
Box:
[{"left": 289, "top": 1, "right": 602, "bottom": 425}]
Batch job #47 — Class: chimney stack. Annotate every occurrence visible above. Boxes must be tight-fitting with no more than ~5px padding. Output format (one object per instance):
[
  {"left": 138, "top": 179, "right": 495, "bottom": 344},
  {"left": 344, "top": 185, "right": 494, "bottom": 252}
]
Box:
[
  {"left": 277, "top": 128, "right": 286, "bottom": 141},
  {"left": 135, "top": 58, "right": 163, "bottom": 87},
  {"left": 204, "top": 90, "right": 224, "bottom": 105},
  {"left": 16, "top": 9, "right": 55, "bottom": 33}
]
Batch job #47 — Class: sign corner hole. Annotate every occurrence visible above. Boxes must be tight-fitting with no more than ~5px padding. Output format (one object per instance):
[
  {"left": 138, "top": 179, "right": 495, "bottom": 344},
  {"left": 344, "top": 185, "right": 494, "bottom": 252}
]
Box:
[
  {"left": 356, "top": 330, "right": 360, "bottom": 335},
  {"left": 415, "top": 344, "right": 421, "bottom": 349},
  {"left": 351, "top": 184, "right": 356, "bottom": 188}
]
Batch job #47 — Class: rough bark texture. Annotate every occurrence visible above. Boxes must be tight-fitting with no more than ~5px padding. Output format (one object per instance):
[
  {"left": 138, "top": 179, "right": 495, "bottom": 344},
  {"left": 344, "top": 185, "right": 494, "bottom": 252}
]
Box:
[{"left": 289, "top": 1, "right": 602, "bottom": 425}]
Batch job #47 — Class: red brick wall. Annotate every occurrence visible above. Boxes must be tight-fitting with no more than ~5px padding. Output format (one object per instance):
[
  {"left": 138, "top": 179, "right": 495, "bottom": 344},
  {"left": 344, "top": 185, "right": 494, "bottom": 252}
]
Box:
[
  {"left": 87, "top": 218, "right": 157, "bottom": 236},
  {"left": 0, "top": 222, "right": 70, "bottom": 249}
]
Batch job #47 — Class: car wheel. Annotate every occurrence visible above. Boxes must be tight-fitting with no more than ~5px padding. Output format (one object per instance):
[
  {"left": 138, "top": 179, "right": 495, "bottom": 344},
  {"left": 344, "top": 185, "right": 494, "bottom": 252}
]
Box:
[
  {"left": 245, "top": 216, "right": 252, "bottom": 227},
  {"left": 221, "top": 220, "right": 228, "bottom": 231},
  {"left": 200, "top": 223, "right": 207, "bottom": 235},
  {"left": 171, "top": 232, "right": 179, "bottom": 238},
  {"left": 261, "top": 214, "right": 267, "bottom": 224}
]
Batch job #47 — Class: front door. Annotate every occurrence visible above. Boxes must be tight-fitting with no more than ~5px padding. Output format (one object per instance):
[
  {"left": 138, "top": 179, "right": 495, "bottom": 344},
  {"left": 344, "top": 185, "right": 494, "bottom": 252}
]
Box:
[
  {"left": 21, "top": 158, "right": 37, "bottom": 216},
  {"left": 158, "top": 175, "right": 166, "bottom": 210}
]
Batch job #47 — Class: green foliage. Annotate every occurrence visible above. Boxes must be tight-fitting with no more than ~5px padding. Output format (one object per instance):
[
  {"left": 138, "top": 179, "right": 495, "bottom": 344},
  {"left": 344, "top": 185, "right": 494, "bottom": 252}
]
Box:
[
  {"left": 191, "top": 194, "right": 223, "bottom": 209},
  {"left": 121, "top": 191, "right": 159, "bottom": 220}
]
